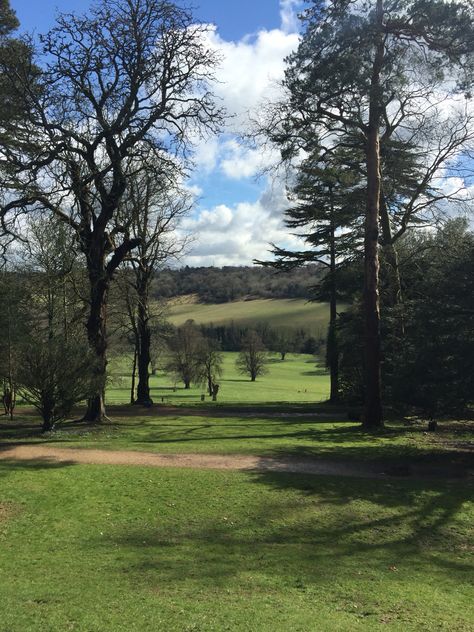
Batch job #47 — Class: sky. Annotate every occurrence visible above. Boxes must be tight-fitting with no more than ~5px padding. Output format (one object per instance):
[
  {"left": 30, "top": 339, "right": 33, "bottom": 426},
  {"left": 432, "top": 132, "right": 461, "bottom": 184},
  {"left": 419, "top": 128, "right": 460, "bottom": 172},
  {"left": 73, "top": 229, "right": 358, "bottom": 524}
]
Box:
[{"left": 11, "top": 0, "right": 306, "bottom": 266}]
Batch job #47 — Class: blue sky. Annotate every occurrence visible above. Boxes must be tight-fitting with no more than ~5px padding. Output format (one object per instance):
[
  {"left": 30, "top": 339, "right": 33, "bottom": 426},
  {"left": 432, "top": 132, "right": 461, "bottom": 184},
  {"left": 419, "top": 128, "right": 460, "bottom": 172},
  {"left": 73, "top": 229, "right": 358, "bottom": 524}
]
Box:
[
  {"left": 12, "top": 0, "right": 283, "bottom": 41},
  {"left": 11, "top": 0, "right": 306, "bottom": 266}
]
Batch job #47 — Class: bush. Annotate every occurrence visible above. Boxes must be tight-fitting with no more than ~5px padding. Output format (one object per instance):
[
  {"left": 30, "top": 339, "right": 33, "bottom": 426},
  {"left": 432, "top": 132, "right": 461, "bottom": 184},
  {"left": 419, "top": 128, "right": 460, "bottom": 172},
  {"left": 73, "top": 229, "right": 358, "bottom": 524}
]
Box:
[{"left": 17, "top": 337, "right": 98, "bottom": 431}]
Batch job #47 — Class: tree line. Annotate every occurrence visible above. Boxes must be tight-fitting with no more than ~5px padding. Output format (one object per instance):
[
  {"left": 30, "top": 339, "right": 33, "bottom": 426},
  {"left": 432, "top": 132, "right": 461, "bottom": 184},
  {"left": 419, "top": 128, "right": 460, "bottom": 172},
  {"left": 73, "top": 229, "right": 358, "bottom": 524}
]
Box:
[{"left": 152, "top": 264, "right": 323, "bottom": 303}]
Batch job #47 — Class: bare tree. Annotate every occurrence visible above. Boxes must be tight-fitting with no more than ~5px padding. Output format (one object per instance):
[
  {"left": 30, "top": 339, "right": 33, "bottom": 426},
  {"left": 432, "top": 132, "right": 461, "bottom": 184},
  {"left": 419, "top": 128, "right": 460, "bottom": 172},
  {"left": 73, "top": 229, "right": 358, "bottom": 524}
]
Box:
[
  {"left": 119, "top": 165, "right": 191, "bottom": 406},
  {"left": 0, "top": 0, "right": 223, "bottom": 422},
  {"left": 195, "top": 338, "right": 223, "bottom": 397},
  {"left": 236, "top": 331, "right": 268, "bottom": 382},
  {"left": 164, "top": 320, "right": 203, "bottom": 389}
]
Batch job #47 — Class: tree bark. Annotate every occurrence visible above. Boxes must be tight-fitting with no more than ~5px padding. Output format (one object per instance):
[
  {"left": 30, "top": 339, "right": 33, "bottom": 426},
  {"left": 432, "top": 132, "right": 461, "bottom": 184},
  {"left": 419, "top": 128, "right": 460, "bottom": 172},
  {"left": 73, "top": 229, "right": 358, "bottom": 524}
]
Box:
[
  {"left": 132, "top": 264, "right": 154, "bottom": 406},
  {"left": 363, "top": 0, "right": 384, "bottom": 429},
  {"left": 379, "top": 193, "right": 403, "bottom": 308},
  {"left": 83, "top": 262, "right": 109, "bottom": 423},
  {"left": 130, "top": 344, "right": 137, "bottom": 405},
  {"left": 328, "top": 195, "right": 339, "bottom": 403}
]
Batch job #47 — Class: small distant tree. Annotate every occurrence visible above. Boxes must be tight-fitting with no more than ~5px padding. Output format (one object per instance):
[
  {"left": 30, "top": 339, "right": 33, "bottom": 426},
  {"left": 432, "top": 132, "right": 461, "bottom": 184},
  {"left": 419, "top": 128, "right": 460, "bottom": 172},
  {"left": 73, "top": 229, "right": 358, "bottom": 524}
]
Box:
[
  {"left": 195, "top": 338, "right": 223, "bottom": 396},
  {"left": 275, "top": 330, "right": 294, "bottom": 361},
  {"left": 164, "top": 320, "right": 202, "bottom": 389},
  {"left": 236, "top": 331, "right": 268, "bottom": 382}
]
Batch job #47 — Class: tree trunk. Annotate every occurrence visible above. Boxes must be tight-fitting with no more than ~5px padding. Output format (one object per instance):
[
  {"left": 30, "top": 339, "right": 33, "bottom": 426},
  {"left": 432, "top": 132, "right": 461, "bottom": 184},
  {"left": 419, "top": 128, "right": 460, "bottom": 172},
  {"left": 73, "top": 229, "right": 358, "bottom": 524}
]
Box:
[
  {"left": 130, "top": 344, "right": 137, "bottom": 405},
  {"left": 41, "top": 411, "right": 55, "bottom": 433},
  {"left": 379, "top": 193, "right": 403, "bottom": 308},
  {"left": 363, "top": 0, "right": 384, "bottom": 429},
  {"left": 83, "top": 264, "right": 109, "bottom": 423},
  {"left": 328, "top": 196, "right": 339, "bottom": 403},
  {"left": 134, "top": 273, "right": 153, "bottom": 406},
  {"left": 208, "top": 373, "right": 213, "bottom": 397}
]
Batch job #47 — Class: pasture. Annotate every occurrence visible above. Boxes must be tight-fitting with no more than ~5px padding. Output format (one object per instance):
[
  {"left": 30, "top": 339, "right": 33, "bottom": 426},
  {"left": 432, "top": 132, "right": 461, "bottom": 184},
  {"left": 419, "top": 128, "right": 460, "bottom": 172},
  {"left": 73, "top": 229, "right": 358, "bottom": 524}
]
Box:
[
  {"left": 167, "top": 297, "right": 331, "bottom": 337},
  {"left": 108, "top": 352, "right": 330, "bottom": 405}
]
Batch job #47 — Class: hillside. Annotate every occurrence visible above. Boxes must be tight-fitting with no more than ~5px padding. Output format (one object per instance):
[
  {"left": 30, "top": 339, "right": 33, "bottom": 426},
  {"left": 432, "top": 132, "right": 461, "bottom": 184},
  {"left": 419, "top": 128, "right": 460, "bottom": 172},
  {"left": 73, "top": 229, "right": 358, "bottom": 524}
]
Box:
[
  {"left": 153, "top": 264, "right": 323, "bottom": 303},
  {"left": 167, "top": 297, "right": 330, "bottom": 337}
]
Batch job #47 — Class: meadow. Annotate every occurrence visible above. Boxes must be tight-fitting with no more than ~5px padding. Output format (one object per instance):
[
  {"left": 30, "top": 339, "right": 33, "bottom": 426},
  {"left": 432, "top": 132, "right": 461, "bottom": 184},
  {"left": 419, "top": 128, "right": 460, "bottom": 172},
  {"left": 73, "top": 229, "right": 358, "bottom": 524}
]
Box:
[
  {"left": 167, "top": 297, "right": 331, "bottom": 337},
  {"left": 108, "top": 351, "right": 330, "bottom": 405}
]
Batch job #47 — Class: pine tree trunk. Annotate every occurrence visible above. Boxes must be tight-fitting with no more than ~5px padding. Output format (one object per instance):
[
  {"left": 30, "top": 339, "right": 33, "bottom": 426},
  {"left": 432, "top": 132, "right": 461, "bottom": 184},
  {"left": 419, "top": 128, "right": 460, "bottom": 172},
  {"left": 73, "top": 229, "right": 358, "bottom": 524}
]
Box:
[
  {"left": 328, "top": 200, "right": 339, "bottom": 403},
  {"left": 379, "top": 193, "right": 403, "bottom": 308},
  {"left": 363, "top": 0, "right": 384, "bottom": 429}
]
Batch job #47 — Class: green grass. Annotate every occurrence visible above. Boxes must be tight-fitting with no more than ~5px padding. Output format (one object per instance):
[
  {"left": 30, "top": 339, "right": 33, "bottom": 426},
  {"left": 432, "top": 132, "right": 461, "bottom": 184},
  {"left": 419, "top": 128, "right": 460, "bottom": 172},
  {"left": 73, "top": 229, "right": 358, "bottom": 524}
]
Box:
[
  {"left": 0, "top": 461, "right": 472, "bottom": 631},
  {"left": 168, "top": 297, "right": 331, "bottom": 336},
  {"left": 4, "top": 404, "right": 473, "bottom": 470},
  {"left": 108, "top": 352, "right": 330, "bottom": 405}
]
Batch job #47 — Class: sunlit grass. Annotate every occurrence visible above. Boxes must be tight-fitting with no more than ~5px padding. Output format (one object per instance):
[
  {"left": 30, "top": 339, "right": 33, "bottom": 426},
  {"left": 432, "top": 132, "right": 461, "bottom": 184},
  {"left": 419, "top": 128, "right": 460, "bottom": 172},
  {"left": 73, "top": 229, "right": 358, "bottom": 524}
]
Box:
[{"left": 0, "top": 462, "right": 472, "bottom": 631}]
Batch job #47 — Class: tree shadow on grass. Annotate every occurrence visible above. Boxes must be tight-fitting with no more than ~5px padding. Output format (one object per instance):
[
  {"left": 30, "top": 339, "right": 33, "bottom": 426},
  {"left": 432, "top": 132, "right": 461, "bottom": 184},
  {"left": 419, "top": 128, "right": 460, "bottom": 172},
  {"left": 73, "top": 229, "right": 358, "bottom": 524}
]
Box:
[
  {"left": 301, "top": 369, "right": 329, "bottom": 376},
  {"left": 100, "top": 473, "right": 474, "bottom": 604},
  {"left": 0, "top": 457, "right": 76, "bottom": 478}
]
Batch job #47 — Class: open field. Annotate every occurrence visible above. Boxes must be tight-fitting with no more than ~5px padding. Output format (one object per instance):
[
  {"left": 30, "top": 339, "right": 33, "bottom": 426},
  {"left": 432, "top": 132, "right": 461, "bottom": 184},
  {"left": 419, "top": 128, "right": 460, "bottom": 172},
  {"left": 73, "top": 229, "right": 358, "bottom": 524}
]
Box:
[
  {"left": 2, "top": 343, "right": 473, "bottom": 632},
  {"left": 0, "top": 460, "right": 472, "bottom": 631},
  {"left": 108, "top": 352, "right": 330, "bottom": 405},
  {"left": 167, "top": 297, "right": 331, "bottom": 336}
]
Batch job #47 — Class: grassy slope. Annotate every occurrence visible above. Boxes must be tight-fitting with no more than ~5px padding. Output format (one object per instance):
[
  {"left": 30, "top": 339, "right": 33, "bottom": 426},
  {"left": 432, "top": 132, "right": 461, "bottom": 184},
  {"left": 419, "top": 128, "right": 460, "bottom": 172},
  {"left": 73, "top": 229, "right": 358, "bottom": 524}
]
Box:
[
  {"left": 167, "top": 297, "right": 331, "bottom": 336},
  {"left": 0, "top": 461, "right": 473, "bottom": 631},
  {"left": 108, "top": 352, "right": 330, "bottom": 405}
]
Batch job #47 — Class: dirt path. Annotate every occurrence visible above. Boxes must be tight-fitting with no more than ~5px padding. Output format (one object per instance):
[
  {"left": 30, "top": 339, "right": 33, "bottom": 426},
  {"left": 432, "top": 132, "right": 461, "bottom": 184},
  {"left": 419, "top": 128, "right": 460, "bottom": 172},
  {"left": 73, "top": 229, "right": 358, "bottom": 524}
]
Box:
[{"left": 0, "top": 444, "right": 471, "bottom": 480}]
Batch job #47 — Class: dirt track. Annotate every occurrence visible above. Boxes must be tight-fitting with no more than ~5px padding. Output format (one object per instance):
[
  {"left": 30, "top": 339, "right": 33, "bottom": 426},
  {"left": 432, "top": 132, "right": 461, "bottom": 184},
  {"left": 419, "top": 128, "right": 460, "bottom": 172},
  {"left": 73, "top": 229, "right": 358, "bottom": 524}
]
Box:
[{"left": 0, "top": 444, "right": 471, "bottom": 480}]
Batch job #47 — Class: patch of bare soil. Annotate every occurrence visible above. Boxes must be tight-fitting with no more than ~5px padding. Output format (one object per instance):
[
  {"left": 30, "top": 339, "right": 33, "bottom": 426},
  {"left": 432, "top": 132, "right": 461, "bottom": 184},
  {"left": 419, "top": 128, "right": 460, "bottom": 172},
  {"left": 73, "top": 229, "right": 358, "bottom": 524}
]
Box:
[
  {"left": 0, "top": 445, "right": 471, "bottom": 481},
  {"left": 0, "top": 501, "right": 20, "bottom": 523}
]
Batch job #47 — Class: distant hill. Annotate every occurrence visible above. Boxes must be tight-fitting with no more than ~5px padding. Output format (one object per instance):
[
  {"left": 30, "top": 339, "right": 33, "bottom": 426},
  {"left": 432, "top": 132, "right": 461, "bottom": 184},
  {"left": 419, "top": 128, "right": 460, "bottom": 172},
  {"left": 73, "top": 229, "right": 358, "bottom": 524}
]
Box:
[
  {"left": 153, "top": 264, "right": 323, "bottom": 304},
  {"left": 167, "top": 297, "right": 330, "bottom": 338}
]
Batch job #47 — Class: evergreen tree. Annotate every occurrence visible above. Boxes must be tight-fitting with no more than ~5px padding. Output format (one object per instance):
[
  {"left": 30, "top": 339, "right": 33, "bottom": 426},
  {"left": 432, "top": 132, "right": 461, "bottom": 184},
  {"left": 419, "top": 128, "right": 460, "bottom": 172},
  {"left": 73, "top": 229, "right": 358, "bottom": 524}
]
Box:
[{"left": 263, "top": 0, "right": 474, "bottom": 427}]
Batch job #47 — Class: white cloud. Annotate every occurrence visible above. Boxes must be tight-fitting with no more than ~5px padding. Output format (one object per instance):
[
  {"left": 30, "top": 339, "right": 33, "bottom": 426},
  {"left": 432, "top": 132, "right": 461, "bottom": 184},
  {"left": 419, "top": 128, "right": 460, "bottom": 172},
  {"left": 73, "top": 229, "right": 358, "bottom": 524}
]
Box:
[
  {"left": 219, "top": 139, "right": 279, "bottom": 180},
  {"left": 280, "top": 0, "right": 305, "bottom": 34},
  {"left": 191, "top": 24, "right": 299, "bottom": 180},
  {"left": 206, "top": 26, "right": 299, "bottom": 129},
  {"left": 183, "top": 10, "right": 304, "bottom": 263},
  {"left": 192, "top": 135, "right": 221, "bottom": 173},
  {"left": 180, "top": 180, "right": 306, "bottom": 266}
]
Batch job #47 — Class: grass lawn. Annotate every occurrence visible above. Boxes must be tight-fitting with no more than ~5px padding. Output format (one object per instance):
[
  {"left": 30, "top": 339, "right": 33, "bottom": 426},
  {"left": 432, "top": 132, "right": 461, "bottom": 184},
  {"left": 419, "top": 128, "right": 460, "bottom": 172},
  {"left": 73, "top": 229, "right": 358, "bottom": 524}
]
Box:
[
  {"left": 0, "top": 460, "right": 473, "bottom": 631},
  {"left": 2, "top": 407, "right": 472, "bottom": 472},
  {"left": 107, "top": 352, "right": 330, "bottom": 405},
  {"left": 167, "top": 297, "right": 331, "bottom": 337}
]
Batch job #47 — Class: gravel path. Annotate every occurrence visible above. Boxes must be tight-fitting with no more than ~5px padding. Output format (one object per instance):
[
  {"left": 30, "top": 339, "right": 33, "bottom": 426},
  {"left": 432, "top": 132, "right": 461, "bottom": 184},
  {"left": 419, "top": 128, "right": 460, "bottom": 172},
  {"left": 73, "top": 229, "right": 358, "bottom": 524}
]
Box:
[{"left": 0, "top": 444, "right": 471, "bottom": 480}]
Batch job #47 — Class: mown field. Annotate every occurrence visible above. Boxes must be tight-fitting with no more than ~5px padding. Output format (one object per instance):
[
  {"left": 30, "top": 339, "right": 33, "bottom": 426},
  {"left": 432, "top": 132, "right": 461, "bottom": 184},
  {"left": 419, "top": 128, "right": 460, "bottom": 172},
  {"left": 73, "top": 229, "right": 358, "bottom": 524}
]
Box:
[
  {"left": 1, "top": 303, "right": 473, "bottom": 632},
  {"left": 108, "top": 352, "right": 330, "bottom": 405},
  {"left": 0, "top": 459, "right": 472, "bottom": 632},
  {"left": 167, "top": 297, "right": 331, "bottom": 336}
]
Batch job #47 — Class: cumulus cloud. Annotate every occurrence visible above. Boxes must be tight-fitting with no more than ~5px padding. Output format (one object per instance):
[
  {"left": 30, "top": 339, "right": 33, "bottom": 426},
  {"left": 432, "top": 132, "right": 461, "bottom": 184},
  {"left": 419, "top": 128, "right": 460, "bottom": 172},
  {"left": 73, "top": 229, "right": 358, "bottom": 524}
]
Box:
[
  {"left": 182, "top": 5, "right": 304, "bottom": 265},
  {"left": 219, "top": 139, "right": 279, "bottom": 180},
  {"left": 207, "top": 26, "right": 299, "bottom": 128},
  {"left": 280, "top": 0, "right": 305, "bottom": 34},
  {"left": 180, "top": 180, "right": 306, "bottom": 266},
  {"left": 190, "top": 18, "right": 299, "bottom": 178}
]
